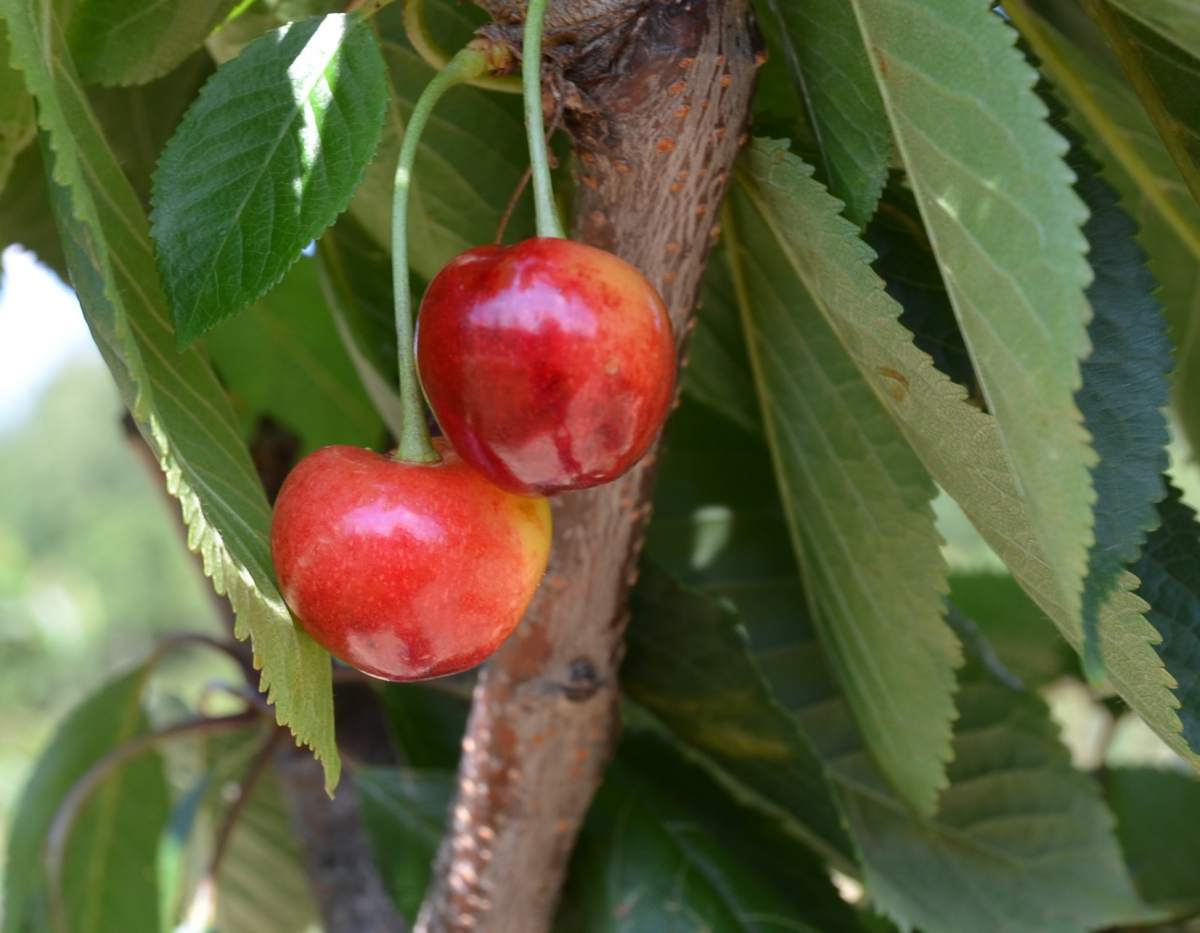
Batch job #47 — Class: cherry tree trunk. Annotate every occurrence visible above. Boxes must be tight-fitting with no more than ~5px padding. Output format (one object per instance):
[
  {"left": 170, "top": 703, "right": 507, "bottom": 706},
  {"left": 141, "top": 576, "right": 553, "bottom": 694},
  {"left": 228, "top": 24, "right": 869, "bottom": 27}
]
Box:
[{"left": 415, "top": 2, "right": 761, "bottom": 929}]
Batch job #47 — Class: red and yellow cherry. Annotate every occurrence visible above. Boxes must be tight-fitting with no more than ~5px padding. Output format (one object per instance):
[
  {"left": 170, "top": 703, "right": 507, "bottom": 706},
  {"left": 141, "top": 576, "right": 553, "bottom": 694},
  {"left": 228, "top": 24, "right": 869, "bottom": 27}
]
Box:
[
  {"left": 270, "top": 442, "right": 551, "bottom": 681},
  {"left": 416, "top": 237, "right": 677, "bottom": 496}
]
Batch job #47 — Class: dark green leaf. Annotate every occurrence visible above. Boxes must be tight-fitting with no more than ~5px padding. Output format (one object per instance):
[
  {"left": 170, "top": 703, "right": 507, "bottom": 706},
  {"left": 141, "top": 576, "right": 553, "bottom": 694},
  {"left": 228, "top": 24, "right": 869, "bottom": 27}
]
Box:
[
  {"left": 375, "top": 682, "right": 469, "bottom": 771},
  {"left": 0, "top": 143, "right": 68, "bottom": 280},
  {"left": 88, "top": 52, "right": 214, "bottom": 209},
  {"left": 1131, "top": 483, "right": 1200, "bottom": 751},
  {"left": 1107, "top": 766, "right": 1200, "bottom": 915},
  {"left": 356, "top": 768, "right": 454, "bottom": 922},
  {"left": 683, "top": 246, "right": 761, "bottom": 435},
  {"left": 849, "top": 0, "right": 1097, "bottom": 638},
  {"left": 949, "top": 572, "right": 1076, "bottom": 688},
  {"left": 626, "top": 563, "right": 853, "bottom": 868},
  {"left": 151, "top": 13, "right": 388, "bottom": 342},
  {"left": 3, "top": 665, "right": 168, "bottom": 933},
  {"left": 561, "top": 732, "right": 859, "bottom": 933},
  {"left": 67, "top": 0, "right": 238, "bottom": 86},
  {"left": 770, "top": 0, "right": 890, "bottom": 226},
  {"left": 0, "top": 18, "right": 34, "bottom": 191},
  {"left": 2, "top": 0, "right": 340, "bottom": 785},
  {"left": 1063, "top": 117, "right": 1172, "bottom": 677},
  {"left": 1108, "top": 0, "right": 1200, "bottom": 59},
  {"left": 729, "top": 144, "right": 960, "bottom": 817},
  {"left": 206, "top": 255, "right": 385, "bottom": 453},
  {"left": 1090, "top": 0, "right": 1200, "bottom": 208}
]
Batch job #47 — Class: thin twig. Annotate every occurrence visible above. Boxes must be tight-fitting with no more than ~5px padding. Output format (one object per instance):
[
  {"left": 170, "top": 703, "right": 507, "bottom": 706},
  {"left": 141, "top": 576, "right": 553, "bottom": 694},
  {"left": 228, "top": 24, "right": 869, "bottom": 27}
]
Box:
[{"left": 209, "top": 727, "right": 287, "bottom": 877}]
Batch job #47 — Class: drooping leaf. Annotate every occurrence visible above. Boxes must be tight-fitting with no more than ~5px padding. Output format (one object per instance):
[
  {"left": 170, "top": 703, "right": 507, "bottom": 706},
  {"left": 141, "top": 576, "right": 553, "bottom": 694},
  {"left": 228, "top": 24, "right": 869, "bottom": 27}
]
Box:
[
  {"left": 849, "top": 0, "right": 1097, "bottom": 636},
  {"left": 3, "top": 665, "right": 168, "bottom": 933},
  {"left": 349, "top": 2, "right": 532, "bottom": 279},
  {"left": 733, "top": 139, "right": 1191, "bottom": 767},
  {"left": 1008, "top": 2, "right": 1200, "bottom": 459},
  {"left": 150, "top": 13, "right": 388, "bottom": 343},
  {"left": 560, "top": 732, "right": 860, "bottom": 933},
  {"left": 1063, "top": 116, "right": 1173, "bottom": 677},
  {"left": 1107, "top": 766, "right": 1200, "bottom": 915},
  {"left": 769, "top": 0, "right": 890, "bottom": 226},
  {"left": 1131, "top": 484, "right": 1200, "bottom": 751},
  {"left": 727, "top": 146, "right": 960, "bottom": 817},
  {"left": 1088, "top": 0, "right": 1200, "bottom": 207},
  {"left": 626, "top": 563, "right": 853, "bottom": 868},
  {"left": 1, "top": 0, "right": 340, "bottom": 786},
  {"left": 206, "top": 255, "right": 385, "bottom": 453},
  {"left": 356, "top": 768, "right": 455, "bottom": 922},
  {"left": 67, "top": 0, "right": 238, "bottom": 86},
  {"left": 0, "top": 18, "right": 34, "bottom": 191}
]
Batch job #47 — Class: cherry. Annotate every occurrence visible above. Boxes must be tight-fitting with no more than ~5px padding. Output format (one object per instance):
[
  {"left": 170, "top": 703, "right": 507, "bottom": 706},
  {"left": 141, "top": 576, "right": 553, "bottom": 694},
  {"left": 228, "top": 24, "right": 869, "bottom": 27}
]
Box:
[
  {"left": 416, "top": 237, "right": 677, "bottom": 495},
  {"left": 270, "top": 442, "right": 551, "bottom": 681}
]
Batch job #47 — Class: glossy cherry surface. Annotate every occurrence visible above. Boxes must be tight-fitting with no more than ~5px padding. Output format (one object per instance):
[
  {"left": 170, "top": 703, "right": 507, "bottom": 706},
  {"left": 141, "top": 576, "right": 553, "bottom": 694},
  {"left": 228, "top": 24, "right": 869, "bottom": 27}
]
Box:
[
  {"left": 416, "top": 237, "right": 676, "bottom": 495},
  {"left": 270, "top": 442, "right": 551, "bottom": 681}
]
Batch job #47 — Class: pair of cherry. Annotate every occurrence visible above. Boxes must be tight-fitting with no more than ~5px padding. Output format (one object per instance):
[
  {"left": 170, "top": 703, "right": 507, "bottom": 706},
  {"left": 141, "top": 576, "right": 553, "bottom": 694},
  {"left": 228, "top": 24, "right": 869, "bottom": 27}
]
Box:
[{"left": 271, "top": 237, "right": 676, "bottom": 681}]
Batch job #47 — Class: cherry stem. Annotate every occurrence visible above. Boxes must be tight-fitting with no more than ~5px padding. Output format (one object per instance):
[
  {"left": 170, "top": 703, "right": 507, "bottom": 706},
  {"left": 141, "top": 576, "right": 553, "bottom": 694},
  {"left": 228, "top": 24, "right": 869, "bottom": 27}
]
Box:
[
  {"left": 391, "top": 43, "right": 499, "bottom": 464},
  {"left": 522, "top": 0, "right": 565, "bottom": 240},
  {"left": 402, "top": 0, "right": 521, "bottom": 94}
]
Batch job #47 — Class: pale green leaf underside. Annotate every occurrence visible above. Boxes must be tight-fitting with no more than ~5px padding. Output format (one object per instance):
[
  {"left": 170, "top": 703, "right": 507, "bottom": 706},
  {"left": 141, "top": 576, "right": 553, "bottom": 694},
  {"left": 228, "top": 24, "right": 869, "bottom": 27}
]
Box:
[
  {"left": 728, "top": 170, "right": 961, "bottom": 817},
  {"left": 151, "top": 13, "right": 388, "bottom": 342},
  {"left": 67, "top": 0, "right": 240, "bottom": 86},
  {"left": 849, "top": 0, "right": 1097, "bottom": 631},
  {"left": 736, "top": 141, "right": 1192, "bottom": 768},
  {"left": 0, "top": 0, "right": 339, "bottom": 787}
]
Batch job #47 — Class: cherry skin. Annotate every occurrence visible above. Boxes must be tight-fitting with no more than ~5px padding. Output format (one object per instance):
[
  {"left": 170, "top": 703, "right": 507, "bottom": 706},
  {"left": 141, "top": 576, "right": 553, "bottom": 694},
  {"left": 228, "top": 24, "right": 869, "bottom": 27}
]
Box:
[
  {"left": 270, "top": 441, "right": 551, "bottom": 681},
  {"left": 416, "top": 237, "right": 676, "bottom": 496}
]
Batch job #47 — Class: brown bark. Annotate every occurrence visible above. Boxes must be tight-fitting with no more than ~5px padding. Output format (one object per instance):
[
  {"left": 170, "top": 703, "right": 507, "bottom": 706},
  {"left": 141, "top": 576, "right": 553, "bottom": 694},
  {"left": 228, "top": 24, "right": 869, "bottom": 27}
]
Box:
[{"left": 415, "top": 3, "right": 761, "bottom": 930}]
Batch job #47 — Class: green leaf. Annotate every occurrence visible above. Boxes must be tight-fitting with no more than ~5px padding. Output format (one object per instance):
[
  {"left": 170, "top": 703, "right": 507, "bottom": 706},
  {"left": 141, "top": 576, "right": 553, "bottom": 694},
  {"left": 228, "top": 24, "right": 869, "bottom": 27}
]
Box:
[
  {"left": 214, "top": 761, "right": 320, "bottom": 933},
  {"left": 849, "top": 0, "right": 1097, "bottom": 635},
  {"left": 1088, "top": 0, "right": 1200, "bottom": 207},
  {"left": 626, "top": 563, "right": 853, "bottom": 868},
  {"left": 0, "top": 0, "right": 340, "bottom": 786},
  {"left": 356, "top": 767, "right": 454, "bottom": 922},
  {"left": 206, "top": 255, "right": 385, "bottom": 453},
  {"left": 1107, "top": 766, "right": 1200, "bottom": 915},
  {"left": 1107, "top": 0, "right": 1200, "bottom": 59},
  {"left": 347, "top": 0, "right": 532, "bottom": 277},
  {"left": 67, "top": 0, "right": 239, "bottom": 86},
  {"left": 1131, "top": 484, "right": 1200, "bottom": 751},
  {"left": 3, "top": 665, "right": 168, "bottom": 933},
  {"left": 770, "top": 0, "right": 890, "bottom": 226},
  {"left": 150, "top": 13, "right": 388, "bottom": 343},
  {"left": 0, "top": 18, "right": 34, "bottom": 191},
  {"left": 683, "top": 246, "right": 761, "bottom": 435},
  {"left": 949, "top": 572, "right": 1076, "bottom": 688},
  {"left": 561, "top": 732, "right": 859, "bottom": 933},
  {"left": 733, "top": 139, "right": 1192, "bottom": 767},
  {"left": 0, "top": 143, "right": 68, "bottom": 280},
  {"left": 727, "top": 147, "right": 960, "bottom": 817},
  {"left": 1064, "top": 118, "right": 1172, "bottom": 677},
  {"left": 1009, "top": 3, "right": 1200, "bottom": 459},
  {"left": 825, "top": 653, "right": 1148, "bottom": 933}
]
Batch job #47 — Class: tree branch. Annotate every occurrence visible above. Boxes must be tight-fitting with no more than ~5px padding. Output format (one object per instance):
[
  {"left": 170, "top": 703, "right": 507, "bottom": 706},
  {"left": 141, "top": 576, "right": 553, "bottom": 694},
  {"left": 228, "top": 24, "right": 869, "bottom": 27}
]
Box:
[{"left": 416, "top": 2, "right": 760, "bottom": 929}]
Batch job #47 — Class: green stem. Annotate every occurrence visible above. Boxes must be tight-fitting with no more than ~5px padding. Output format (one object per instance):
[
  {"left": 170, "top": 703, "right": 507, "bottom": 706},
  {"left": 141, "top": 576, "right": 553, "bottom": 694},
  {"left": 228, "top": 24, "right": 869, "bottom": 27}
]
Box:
[
  {"left": 402, "top": 0, "right": 522, "bottom": 94},
  {"left": 522, "top": 0, "right": 565, "bottom": 239},
  {"left": 392, "top": 44, "right": 495, "bottom": 463}
]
